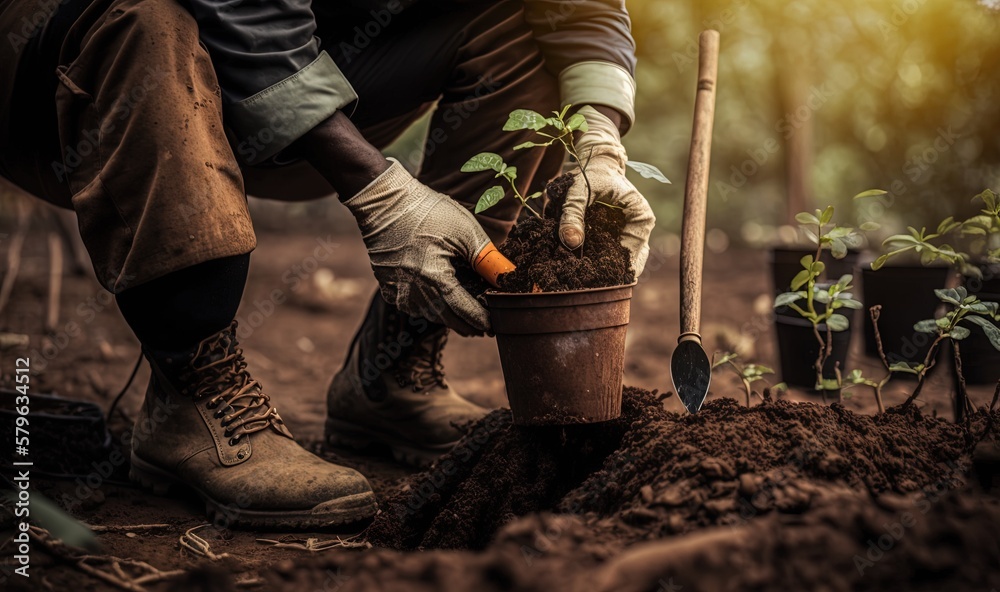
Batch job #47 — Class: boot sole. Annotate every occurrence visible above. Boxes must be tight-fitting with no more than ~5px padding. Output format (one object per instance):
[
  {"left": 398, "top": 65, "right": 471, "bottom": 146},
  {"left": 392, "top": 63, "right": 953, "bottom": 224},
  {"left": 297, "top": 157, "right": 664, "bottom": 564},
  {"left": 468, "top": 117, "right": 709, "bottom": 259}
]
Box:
[
  {"left": 129, "top": 454, "right": 377, "bottom": 529},
  {"left": 325, "top": 417, "right": 456, "bottom": 468}
]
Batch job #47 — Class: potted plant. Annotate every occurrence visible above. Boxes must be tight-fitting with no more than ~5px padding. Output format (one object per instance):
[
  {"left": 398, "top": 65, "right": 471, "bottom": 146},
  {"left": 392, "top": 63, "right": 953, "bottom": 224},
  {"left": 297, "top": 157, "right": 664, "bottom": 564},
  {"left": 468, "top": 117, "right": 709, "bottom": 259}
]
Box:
[
  {"left": 956, "top": 188, "right": 1000, "bottom": 383},
  {"left": 462, "top": 106, "right": 668, "bottom": 425},
  {"left": 772, "top": 206, "right": 864, "bottom": 398}
]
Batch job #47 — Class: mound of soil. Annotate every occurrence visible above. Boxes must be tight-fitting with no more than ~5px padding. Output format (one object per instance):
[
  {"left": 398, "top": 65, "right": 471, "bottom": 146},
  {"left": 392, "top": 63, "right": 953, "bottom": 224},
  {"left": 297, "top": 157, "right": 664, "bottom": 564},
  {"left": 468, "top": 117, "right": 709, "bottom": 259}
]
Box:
[
  {"left": 265, "top": 389, "right": 1000, "bottom": 592},
  {"left": 366, "top": 388, "right": 985, "bottom": 553},
  {"left": 496, "top": 174, "right": 634, "bottom": 292}
]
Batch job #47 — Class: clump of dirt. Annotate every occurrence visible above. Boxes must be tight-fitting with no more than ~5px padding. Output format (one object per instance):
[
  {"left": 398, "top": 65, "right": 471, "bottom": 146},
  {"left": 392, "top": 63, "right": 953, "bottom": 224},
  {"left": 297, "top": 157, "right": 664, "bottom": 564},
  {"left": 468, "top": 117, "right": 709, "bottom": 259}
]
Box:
[
  {"left": 496, "top": 174, "right": 634, "bottom": 292},
  {"left": 365, "top": 389, "right": 664, "bottom": 550},
  {"left": 368, "top": 388, "right": 984, "bottom": 553}
]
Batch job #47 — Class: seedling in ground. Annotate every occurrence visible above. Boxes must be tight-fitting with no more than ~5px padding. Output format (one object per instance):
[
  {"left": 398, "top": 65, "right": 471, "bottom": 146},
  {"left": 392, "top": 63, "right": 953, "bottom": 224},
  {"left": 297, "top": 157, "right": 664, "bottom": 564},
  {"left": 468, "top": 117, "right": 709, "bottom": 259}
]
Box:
[
  {"left": 712, "top": 352, "right": 785, "bottom": 406},
  {"left": 961, "top": 188, "right": 1000, "bottom": 264},
  {"left": 774, "top": 205, "right": 864, "bottom": 395},
  {"left": 460, "top": 105, "right": 668, "bottom": 218}
]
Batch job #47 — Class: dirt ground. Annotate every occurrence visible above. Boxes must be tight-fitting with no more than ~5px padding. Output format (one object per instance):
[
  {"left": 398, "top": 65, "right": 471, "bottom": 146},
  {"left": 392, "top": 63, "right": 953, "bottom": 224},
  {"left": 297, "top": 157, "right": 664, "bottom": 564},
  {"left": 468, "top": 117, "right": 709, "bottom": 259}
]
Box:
[{"left": 2, "top": 211, "right": 999, "bottom": 591}]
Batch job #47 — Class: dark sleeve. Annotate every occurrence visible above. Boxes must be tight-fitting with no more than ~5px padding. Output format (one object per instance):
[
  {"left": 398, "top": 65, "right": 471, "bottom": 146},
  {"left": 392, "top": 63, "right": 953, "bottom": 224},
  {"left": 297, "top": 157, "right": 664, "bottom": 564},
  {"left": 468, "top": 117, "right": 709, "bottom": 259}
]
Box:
[
  {"left": 522, "top": 0, "right": 636, "bottom": 75},
  {"left": 182, "top": 0, "right": 358, "bottom": 164},
  {"left": 523, "top": 0, "right": 637, "bottom": 130}
]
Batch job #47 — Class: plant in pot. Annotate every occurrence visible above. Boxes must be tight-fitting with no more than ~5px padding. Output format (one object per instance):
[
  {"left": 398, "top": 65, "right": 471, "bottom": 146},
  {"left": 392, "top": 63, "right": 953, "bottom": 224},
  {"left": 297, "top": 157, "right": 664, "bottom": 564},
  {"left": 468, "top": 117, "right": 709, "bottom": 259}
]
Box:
[
  {"left": 461, "top": 106, "right": 668, "bottom": 425},
  {"left": 772, "top": 206, "right": 864, "bottom": 400},
  {"left": 954, "top": 189, "right": 1000, "bottom": 384},
  {"left": 855, "top": 206, "right": 975, "bottom": 373}
]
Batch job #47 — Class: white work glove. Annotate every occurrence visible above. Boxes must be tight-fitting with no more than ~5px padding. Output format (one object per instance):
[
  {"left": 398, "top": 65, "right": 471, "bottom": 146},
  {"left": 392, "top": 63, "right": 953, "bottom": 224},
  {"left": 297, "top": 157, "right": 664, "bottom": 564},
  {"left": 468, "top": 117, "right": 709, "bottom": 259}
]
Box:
[
  {"left": 559, "top": 106, "right": 656, "bottom": 276},
  {"left": 343, "top": 159, "right": 491, "bottom": 336}
]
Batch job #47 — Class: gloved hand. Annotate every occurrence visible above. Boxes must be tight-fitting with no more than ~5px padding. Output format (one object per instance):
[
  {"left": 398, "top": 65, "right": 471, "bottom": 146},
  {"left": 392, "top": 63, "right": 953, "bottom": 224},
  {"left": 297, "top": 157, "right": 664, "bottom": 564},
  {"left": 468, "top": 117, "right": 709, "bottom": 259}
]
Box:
[
  {"left": 343, "top": 159, "right": 491, "bottom": 336},
  {"left": 559, "top": 106, "right": 656, "bottom": 276}
]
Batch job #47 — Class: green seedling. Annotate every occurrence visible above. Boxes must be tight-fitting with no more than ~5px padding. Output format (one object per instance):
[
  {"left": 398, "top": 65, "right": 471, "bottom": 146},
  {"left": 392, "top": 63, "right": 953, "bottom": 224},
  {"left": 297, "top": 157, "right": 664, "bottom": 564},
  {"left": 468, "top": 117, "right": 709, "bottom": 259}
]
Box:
[
  {"left": 854, "top": 189, "right": 981, "bottom": 278},
  {"left": 961, "top": 188, "right": 1000, "bottom": 264},
  {"left": 712, "top": 352, "right": 786, "bottom": 406},
  {"left": 774, "top": 206, "right": 864, "bottom": 394},
  {"left": 460, "top": 104, "right": 668, "bottom": 218}
]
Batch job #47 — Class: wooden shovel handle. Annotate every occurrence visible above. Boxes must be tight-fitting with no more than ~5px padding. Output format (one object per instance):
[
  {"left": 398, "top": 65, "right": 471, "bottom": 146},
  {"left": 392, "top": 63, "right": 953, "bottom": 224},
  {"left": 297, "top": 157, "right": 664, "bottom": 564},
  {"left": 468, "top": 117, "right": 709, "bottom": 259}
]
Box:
[{"left": 679, "top": 30, "right": 720, "bottom": 339}]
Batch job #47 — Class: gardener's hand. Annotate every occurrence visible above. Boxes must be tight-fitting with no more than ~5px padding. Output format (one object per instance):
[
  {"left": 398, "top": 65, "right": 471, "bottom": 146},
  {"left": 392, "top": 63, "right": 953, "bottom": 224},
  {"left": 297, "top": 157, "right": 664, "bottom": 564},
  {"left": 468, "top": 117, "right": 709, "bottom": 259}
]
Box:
[
  {"left": 342, "top": 159, "right": 492, "bottom": 336},
  {"left": 559, "top": 105, "right": 656, "bottom": 276}
]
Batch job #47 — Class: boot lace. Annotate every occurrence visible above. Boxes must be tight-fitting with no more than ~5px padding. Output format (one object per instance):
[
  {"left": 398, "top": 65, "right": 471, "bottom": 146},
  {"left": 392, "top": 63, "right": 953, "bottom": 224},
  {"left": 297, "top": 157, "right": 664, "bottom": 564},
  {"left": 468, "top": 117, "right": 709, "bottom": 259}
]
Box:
[
  {"left": 393, "top": 325, "right": 449, "bottom": 393},
  {"left": 185, "top": 325, "right": 289, "bottom": 445}
]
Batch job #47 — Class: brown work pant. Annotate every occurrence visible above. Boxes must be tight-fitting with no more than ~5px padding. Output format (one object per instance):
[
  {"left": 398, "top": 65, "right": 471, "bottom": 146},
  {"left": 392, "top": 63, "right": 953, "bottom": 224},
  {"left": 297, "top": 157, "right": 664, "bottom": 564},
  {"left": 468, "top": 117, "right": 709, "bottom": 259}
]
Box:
[{"left": 0, "top": 0, "right": 561, "bottom": 293}]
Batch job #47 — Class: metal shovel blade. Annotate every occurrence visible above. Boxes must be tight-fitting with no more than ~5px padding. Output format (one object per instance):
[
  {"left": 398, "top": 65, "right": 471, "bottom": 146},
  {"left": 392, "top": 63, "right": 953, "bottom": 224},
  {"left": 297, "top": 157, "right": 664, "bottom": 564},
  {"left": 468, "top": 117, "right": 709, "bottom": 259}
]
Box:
[{"left": 670, "top": 338, "right": 712, "bottom": 413}]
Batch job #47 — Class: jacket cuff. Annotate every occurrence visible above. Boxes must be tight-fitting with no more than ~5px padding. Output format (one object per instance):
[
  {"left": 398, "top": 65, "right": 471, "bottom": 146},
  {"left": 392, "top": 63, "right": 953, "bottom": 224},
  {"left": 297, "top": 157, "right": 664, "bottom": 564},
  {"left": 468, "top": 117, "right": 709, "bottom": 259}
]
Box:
[
  {"left": 559, "top": 61, "right": 636, "bottom": 134},
  {"left": 228, "top": 51, "right": 358, "bottom": 165}
]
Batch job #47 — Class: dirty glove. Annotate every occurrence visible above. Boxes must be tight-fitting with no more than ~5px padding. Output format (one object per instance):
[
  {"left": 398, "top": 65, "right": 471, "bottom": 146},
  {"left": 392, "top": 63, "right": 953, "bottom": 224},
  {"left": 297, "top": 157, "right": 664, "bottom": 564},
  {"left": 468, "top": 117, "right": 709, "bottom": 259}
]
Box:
[
  {"left": 559, "top": 106, "right": 656, "bottom": 276},
  {"left": 343, "top": 159, "right": 492, "bottom": 336}
]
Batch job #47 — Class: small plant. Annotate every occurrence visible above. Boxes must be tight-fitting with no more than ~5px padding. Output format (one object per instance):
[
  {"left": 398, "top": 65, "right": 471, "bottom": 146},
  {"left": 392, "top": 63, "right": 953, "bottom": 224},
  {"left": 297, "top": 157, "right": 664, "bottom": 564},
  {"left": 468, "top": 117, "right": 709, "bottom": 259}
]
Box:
[
  {"left": 774, "top": 205, "right": 865, "bottom": 393},
  {"left": 460, "top": 105, "right": 668, "bottom": 217},
  {"left": 855, "top": 189, "right": 982, "bottom": 277},
  {"left": 712, "top": 352, "right": 785, "bottom": 406},
  {"left": 961, "top": 188, "right": 1000, "bottom": 264}
]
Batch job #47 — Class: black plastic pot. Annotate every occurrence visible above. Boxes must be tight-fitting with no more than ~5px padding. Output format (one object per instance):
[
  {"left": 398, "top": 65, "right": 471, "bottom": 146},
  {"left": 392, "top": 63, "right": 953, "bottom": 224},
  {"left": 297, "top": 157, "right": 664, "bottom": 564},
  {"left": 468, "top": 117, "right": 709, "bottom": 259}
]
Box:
[
  {"left": 774, "top": 314, "right": 853, "bottom": 391},
  {"left": 861, "top": 265, "right": 950, "bottom": 367},
  {"left": 770, "top": 247, "right": 860, "bottom": 294},
  {"left": 484, "top": 283, "right": 634, "bottom": 426},
  {"left": 955, "top": 292, "right": 1000, "bottom": 385}
]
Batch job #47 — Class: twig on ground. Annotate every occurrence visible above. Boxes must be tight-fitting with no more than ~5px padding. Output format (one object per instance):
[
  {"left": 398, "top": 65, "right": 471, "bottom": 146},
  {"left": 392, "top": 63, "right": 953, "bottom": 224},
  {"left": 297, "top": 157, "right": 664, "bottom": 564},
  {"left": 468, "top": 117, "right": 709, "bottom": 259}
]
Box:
[
  {"left": 256, "top": 535, "right": 371, "bottom": 552},
  {"left": 29, "top": 525, "right": 185, "bottom": 591},
  {"left": 179, "top": 524, "right": 231, "bottom": 561}
]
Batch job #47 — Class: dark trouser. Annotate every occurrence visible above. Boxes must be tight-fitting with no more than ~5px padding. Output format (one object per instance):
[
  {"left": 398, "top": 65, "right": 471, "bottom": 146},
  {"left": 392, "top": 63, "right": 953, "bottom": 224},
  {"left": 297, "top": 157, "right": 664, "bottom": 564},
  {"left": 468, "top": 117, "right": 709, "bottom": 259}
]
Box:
[{"left": 0, "top": 0, "right": 562, "bottom": 294}]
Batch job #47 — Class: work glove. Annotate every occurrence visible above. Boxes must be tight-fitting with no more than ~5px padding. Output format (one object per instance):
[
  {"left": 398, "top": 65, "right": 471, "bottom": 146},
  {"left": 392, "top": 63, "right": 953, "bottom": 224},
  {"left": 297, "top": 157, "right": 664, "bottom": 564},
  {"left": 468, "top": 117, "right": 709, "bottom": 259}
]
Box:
[
  {"left": 559, "top": 106, "right": 656, "bottom": 276},
  {"left": 343, "top": 159, "right": 492, "bottom": 336}
]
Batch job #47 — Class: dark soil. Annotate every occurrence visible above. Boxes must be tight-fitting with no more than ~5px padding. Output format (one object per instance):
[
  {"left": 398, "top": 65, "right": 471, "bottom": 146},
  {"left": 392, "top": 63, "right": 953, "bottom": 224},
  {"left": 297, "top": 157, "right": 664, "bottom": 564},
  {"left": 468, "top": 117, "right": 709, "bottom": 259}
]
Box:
[
  {"left": 496, "top": 174, "right": 634, "bottom": 292},
  {"left": 269, "top": 388, "right": 1000, "bottom": 592},
  {"left": 366, "top": 387, "right": 988, "bottom": 553}
]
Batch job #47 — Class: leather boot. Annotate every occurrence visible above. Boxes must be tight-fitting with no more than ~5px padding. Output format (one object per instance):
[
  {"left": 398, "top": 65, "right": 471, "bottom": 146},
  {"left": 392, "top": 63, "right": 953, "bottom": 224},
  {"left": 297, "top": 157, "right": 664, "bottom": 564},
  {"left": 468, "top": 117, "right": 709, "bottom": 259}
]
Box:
[
  {"left": 326, "top": 294, "right": 489, "bottom": 466},
  {"left": 130, "top": 322, "right": 376, "bottom": 529}
]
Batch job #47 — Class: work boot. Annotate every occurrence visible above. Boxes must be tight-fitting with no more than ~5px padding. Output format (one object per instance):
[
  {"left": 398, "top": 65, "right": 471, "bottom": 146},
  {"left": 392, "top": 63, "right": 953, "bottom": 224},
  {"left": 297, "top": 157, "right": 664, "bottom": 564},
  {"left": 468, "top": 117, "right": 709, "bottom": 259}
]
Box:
[
  {"left": 129, "top": 322, "right": 376, "bottom": 529},
  {"left": 326, "top": 294, "right": 490, "bottom": 466}
]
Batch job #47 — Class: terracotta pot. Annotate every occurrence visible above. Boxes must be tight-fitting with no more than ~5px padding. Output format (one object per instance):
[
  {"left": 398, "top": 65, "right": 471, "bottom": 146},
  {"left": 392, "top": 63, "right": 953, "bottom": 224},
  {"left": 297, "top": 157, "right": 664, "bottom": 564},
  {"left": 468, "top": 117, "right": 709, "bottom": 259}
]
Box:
[{"left": 484, "top": 283, "right": 634, "bottom": 426}]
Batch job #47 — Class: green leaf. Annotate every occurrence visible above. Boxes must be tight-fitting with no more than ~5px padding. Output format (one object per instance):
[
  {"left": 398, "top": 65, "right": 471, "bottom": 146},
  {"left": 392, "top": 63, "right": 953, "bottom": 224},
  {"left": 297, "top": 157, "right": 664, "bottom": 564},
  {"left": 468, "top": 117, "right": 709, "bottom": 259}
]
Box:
[
  {"left": 526, "top": 191, "right": 543, "bottom": 200},
  {"left": 838, "top": 274, "right": 854, "bottom": 287},
  {"left": 545, "top": 116, "right": 565, "bottom": 130},
  {"left": 811, "top": 260, "right": 826, "bottom": 276},
  {"left": 774, "top": 292, "right": 804, "bottom": 308},
  {"left": 513, "top": 140, "right": 552, "bottom": 151},
  {"left": 853, "top": 189, "right": 888, "bottom": 199},
  {"left": 949, "top": 325, "right": 971, "bottom": 340},
  {"left": 799, "top": 254, "right": 814, "bottom": 268},
  {"left": 503, "top": 166, "right": 518, "bottom": 181},
  {"left": 837, "top": 298, "right": 863, "bottom": 310},
  {"left": 566, "top": 113, "right": 589, "bottom": 132},
  {"left": 914, "top": 319, "right": 940, "bottom": 333},
  {"left": 712, "top": 352, "right": 738, "bottom": 369},
  {"left": 625, "top": 160, "right": 671, "bottom": 184},
  {"left": 934, "top": 288, "right": 962, "bottom": 305},
  {"left": 860, "top": 221, "right": 881, "bottom": 232},
  {"left": 503, "top": 109, "right": 549, "bottom": 131},
  {"left": 461, "top": 152, "right": 506, "bottom": 173},
  {"left": 820, "top": 206, "right": 835, "bottom": 225},
  {"left": 795, "top": 212, "right": 820, "bottom": 225},
  {"left": 818, "top": 378, "right": 842, "bottom": 391},
  {"left": 474, "top": 186, "right": 506, "bottom": 214},
  {"left": 830, "top": 238, "right": 848, "bottom": 259},
  {"left": 826, "top": 314, "right": 850, "bottom": 331},
  {"left": 871, "top": 254, "right": 889, "bottom": 270},
  {"left": 791, "top": 269, "right": 813, "bottom": 291},
  {"left": 964, "top": 315, "right": 1000, "bottom": 351},
  {"left": 889, "top": 361, "right": 921, "bottom": 375}
]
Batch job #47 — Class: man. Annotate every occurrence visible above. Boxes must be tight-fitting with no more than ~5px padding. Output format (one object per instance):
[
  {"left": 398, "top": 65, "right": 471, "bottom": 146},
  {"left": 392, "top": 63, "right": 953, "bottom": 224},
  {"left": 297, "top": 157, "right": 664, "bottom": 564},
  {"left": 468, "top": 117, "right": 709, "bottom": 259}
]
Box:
[{"left": 0, "top": 0, "right": 654, "bottom": 528}]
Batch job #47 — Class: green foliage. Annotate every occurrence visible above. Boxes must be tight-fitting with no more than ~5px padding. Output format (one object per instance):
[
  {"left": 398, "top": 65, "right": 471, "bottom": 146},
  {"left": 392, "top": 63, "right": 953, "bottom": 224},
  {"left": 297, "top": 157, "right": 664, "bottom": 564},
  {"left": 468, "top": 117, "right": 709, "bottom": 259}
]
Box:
[
  {"left": 961, "top": 189, "right": 1000, "bottom": 263},
  {"left": 461, "top": 104, "right": 668, "bottom": 218},
  {"left": 711, "top": 352, "right": 780, "bottom": 405},
  {"left": 913, "top": 287, "right": 1000, "bottom": 351}
]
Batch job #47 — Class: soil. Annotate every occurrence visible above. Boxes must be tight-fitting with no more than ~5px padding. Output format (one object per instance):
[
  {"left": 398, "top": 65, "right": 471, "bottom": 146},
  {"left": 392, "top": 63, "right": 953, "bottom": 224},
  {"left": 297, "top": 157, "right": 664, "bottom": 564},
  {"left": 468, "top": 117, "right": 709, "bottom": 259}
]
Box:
[
  {"left": 3, "top": 217, "right": 1000, "bottom": 591},
  {"left": 496, "top": 174, "right": 635, "bottom": 292}
]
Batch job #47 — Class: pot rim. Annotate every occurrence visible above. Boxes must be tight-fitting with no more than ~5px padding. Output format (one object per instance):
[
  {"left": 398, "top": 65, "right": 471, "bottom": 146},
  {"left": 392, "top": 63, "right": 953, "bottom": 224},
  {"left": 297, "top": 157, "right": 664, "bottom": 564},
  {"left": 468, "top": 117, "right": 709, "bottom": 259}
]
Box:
[{"left": 484, "top": 280, "right": 638, "bottom": 299}]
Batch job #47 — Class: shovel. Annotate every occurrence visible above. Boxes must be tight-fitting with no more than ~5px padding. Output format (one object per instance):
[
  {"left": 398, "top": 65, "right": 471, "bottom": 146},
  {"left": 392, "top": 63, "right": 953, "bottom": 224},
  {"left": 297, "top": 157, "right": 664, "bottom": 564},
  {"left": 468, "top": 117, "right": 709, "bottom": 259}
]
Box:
[{"left": 671, "top": 30, "right": 720, "bottom": 414}]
